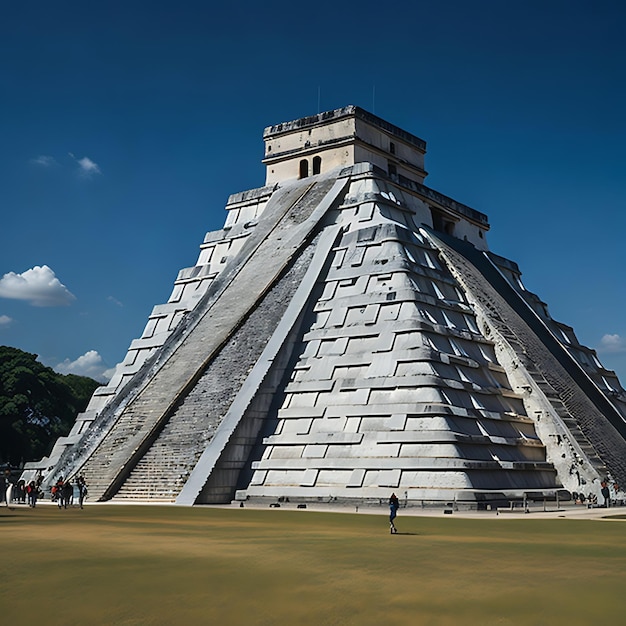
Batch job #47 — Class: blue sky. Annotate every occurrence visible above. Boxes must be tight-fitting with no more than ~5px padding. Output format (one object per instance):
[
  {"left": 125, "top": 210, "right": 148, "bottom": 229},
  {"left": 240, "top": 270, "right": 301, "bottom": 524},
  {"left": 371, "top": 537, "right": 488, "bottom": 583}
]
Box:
[{"left": 1, "top": 1, "right": 625, "bottom": 384}]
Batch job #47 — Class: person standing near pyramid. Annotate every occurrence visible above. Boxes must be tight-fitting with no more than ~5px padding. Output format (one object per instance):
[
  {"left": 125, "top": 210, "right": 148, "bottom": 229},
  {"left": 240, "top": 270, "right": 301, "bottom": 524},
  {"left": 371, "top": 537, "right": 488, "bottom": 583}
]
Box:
[
  {"left": 77, "top": 475, "right": 88, "bottom": 509},
  {"left": 389, "top": 493, "right": 399, "bottom": 534}
]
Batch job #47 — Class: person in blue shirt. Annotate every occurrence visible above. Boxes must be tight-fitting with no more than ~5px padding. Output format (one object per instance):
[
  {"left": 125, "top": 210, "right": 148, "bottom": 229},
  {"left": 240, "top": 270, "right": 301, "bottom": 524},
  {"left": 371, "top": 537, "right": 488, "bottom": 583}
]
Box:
[{"left": 389, "top": 493, "right": 399, "bottom": 534}]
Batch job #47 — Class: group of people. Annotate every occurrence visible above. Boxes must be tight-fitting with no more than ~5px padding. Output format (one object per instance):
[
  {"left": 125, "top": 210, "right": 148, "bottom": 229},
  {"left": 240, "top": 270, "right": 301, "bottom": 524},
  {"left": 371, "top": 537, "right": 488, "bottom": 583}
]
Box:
[
  {"left": 1, "top": 472, "right": 88, "bottom": 509},
  {"left": 2, "top": 474, "right": 44, "bottom": 507},
  {"left": 51, "top": 476, "right": 88, "bottom": 509}
]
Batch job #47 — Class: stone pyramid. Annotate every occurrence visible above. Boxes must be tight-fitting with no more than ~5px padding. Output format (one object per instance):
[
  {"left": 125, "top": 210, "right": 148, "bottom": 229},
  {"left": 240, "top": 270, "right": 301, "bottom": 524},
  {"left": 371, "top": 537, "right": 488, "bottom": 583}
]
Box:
[{"left": 28, "top": 106, "right": 626, "bottom": 507}]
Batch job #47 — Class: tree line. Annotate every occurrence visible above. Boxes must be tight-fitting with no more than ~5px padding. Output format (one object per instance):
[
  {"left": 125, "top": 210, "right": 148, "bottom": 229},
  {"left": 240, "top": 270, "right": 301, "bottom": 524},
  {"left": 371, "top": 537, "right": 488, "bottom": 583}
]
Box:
[{"left": 0, "top": 345, "right": 100, "bottom": 467}]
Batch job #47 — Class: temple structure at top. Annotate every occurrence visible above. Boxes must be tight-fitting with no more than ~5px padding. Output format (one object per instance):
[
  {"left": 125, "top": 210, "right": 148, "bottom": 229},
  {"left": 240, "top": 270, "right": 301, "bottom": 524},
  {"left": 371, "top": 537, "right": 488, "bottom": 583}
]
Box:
[{"left": 25, "top": 105, "right": 626, "bottom": 508}]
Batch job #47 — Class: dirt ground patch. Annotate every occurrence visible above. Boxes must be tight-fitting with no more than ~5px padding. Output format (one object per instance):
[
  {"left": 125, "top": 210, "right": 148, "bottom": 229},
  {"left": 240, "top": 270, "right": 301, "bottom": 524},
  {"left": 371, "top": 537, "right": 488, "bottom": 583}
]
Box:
[{"left": 1, "top": 504, "right": 624, "bottom": 625}]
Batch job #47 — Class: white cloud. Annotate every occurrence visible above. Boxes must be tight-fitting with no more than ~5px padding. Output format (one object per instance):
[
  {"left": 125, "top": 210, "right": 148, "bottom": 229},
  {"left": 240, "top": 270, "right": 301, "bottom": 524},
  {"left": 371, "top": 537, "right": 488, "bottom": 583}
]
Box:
[
  {"left": 107, "top": 295, "right": 124, "bottom": 307},
  {"left": 30, "top": 155, "right": 58, "bottom": 167},
  {"left": 77, "top": 156, "right": 101, "bottom": 175},
  {"left": 29, "top": 153, "right": 102, "bottom": 177},
  {"left": 0, "top": 265, "right": 76, "bottom": 307},
  {"left": 598, "top": 334, "right": 626, "bottom": 354},
  {"left": 54, "top": 350, "right": 113, "bottom": 382},
  {"left": 0, "top": 314, "right": 12, "bottom": 327},
  {"left": 70, "top": 153, "right": 101, "bottom": 177}
]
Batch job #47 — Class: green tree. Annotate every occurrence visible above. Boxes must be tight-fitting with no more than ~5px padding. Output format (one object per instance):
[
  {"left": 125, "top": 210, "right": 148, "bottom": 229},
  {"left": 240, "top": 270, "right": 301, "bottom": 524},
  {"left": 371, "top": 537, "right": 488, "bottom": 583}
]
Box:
[{"left": 0, "top": 346, "right": 100, "bottom": 466}]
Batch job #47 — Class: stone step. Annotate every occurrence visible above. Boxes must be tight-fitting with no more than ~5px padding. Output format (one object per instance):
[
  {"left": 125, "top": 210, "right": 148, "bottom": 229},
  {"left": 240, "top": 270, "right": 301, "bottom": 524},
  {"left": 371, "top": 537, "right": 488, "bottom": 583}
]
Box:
[{"left": 77, "top": 178, "right": 335, "bottom": 501}]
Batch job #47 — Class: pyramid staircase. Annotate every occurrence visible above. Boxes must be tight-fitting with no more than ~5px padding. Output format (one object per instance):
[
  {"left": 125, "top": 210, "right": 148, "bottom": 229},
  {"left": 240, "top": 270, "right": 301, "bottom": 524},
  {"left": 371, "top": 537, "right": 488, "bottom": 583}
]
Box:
[
  {"left": 428, "top": 231, "right": 626, "bottom": 485},
  {"left": 77, "top": 175, "right": 348, "bottom": 501}
]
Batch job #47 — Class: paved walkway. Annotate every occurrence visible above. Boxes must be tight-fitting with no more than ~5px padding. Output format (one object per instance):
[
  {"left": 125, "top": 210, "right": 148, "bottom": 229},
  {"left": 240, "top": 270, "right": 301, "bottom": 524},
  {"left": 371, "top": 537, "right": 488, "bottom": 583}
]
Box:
[
  {"left": 219, "top": 501, "right": 626, "bottom": 521},
  {"left": 8, "top": 498, "right": 625, "bottom": 521}
]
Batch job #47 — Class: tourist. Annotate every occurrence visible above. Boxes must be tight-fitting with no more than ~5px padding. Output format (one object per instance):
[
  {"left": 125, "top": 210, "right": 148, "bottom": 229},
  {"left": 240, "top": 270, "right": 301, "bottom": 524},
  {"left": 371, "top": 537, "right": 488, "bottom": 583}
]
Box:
[
  {"left": 27, "top": 481, "right": 38, "bottom": 507},
  {"left": 61, "top": 479, "right": 73, "bottom": 509},
  {"left": 389, "top": 492, "right": 399, "bottom": 534},
  {"left": 5, "top": 478, "right": 14, "bottom": 506},
  {"left": 77, "top": 476, "right": 88, "bottom": 509},
  {"left": 601, "top": 482, "right": 610, "bottom": 508},
  {"left": 17, "top": 479, "right": 26, "bottom": 503},
  {"left": 54, "top": 477, "right": 65, "bottom": 508}
]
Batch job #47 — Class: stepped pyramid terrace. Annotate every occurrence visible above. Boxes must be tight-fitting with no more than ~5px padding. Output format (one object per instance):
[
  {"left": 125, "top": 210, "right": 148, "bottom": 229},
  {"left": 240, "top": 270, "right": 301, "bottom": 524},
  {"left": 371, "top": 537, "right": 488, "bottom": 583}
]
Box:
[{"left": 24, "top": 105, "right": 626, "bottom": 507}]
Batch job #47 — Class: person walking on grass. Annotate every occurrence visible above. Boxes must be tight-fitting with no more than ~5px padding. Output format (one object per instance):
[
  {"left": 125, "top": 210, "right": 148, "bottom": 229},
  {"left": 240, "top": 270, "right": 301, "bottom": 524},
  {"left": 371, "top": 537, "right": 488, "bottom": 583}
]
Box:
[{"left": 389, "top": 492, "right": 400, "bottom": 534}]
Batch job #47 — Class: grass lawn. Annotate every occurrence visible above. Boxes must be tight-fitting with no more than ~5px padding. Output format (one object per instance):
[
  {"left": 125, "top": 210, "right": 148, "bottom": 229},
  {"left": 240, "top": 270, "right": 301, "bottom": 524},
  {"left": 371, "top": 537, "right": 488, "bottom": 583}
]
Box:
[{"left": 1, "top": 504, "right": 624, "bottom": 625}]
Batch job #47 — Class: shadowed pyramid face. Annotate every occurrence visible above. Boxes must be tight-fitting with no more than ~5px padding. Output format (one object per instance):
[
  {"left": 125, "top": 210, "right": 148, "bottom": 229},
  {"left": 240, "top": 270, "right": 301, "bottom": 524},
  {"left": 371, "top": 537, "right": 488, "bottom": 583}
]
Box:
[{"left": 28, "top": 108, "right": 626, "bottom": 507}]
